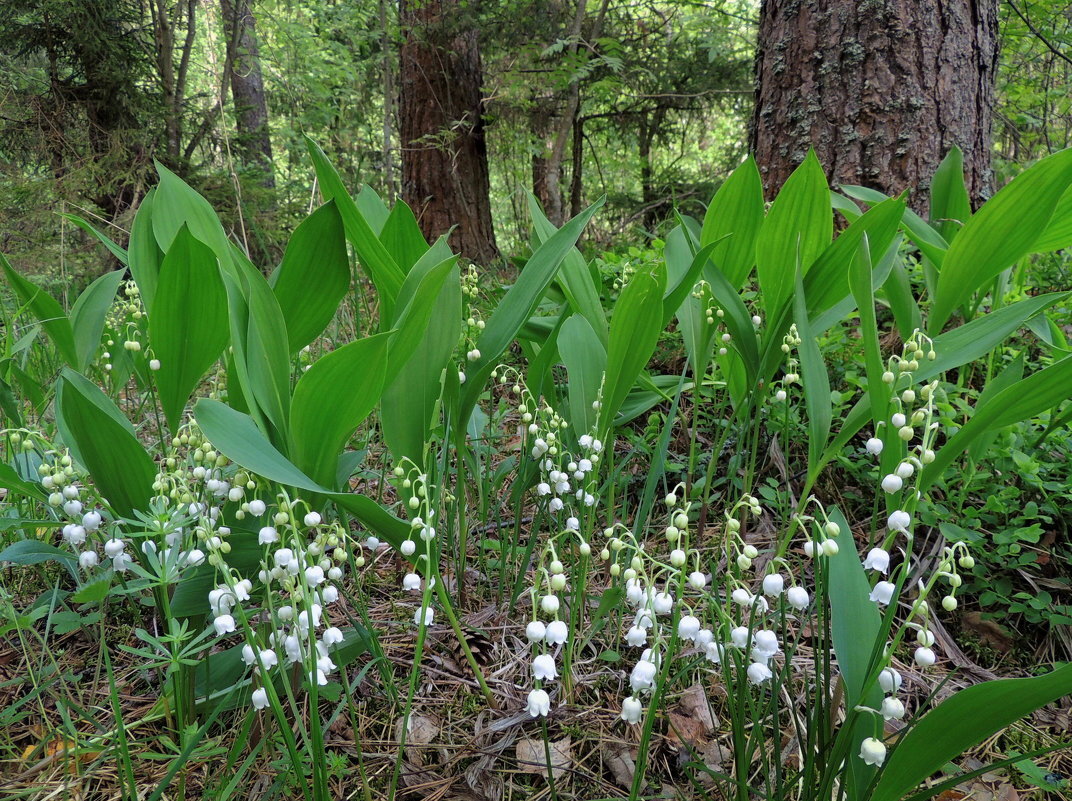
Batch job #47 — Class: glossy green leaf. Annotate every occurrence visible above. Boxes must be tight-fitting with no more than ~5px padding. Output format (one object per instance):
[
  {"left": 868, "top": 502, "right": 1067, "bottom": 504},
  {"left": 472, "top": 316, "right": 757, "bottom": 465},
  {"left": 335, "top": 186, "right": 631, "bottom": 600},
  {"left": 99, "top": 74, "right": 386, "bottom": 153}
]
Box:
[
  {"left": 803, "top": 196, "right": 905, "bottom": 318},
  {"left": 827, "top": 506, "right": 884, "bottom": 798},
  {"left": 127, "top": 188, "right": 163, "bottom": 310},
  {"left": 662, "top": 226, "right": 719, "bottom": 328},
  {"left": 528, "top": 193, "right": 608, "bottom": 345},
  {"left": 272, "top": 200, "right": 352, "bottom": 353},
  {"left": 700, "top": 154, "right": 765, "bottom": 288},
  {"left": 599, "top": 263, "right": 666, "bottom": 433},
  {"left": 794, "top": 265, "right": 831, "bottom": 469},
  {"left": 1, "top": 253, "right": 78, "bottom": 367},
  {"left": 919, "top": 355, "right": 1072, "bottom": 492},
  {"left": 881, "top": 259, "right": 923, "bottom": 340},
  {"left": 842, "top": 184, "right": 950, "bottom": 267},
  {"left": 60, "top": 214, "right": 128, "bottom": 265},
  {"left": 381, "top": 252, "right": 460, "bottom": 468},
  {"left": 356, "top": 184, "right": 391, "bottom": 235},
  {"left": 192, "top": 398, "right": 410, "bottom": 550},
  {"left": 929, "top": 146, "right": 972, "bottom": 242},
  {"left": 233, "top": 248, "right": 291, "bottom": 437},
  {"left": 0, "top": 540, "right": 77, "bottom": 569},
  {"left": 559, "top": 314, "right": 606, "bottom": 436},
  {"left": 305, "top": 137, "right": 405, "bottom": 320},
  {"left": 872, "top": 663, "right": 1072, "bottom": 801},
  {"left": 149, "top": 226, "right": 228, "bottom": 430},
  {"left": 69, "top": 268, "right": 125, "bottom": 371},
  {"left": 170, "top": 531, "right": 264, "bottom": 617},
  {"left": 379, "top": 200, "right": 429, "bottom": 274},
  {"left": 386, "top": 252, "right": 458, "bottom": 380},
  {"left": 151, "top": 162, "right": 235, "bottom": 272},
  {"left": 1032, "top": 183, "right": 1072, "bottom": 252},
  {"left": 55, "top": 369, "right": 155, "bottom": 519},
  {"left": 460, "top": 199, "right": 604, "bottom": 420},
  {"left": 966, "top": 354, "right": 1025, "bottom": 463},
  {"left": 930, "top": 147, "right": 1072, "bottom": 332},
  {"left": 291, "top": 333, "right": 391, "bottom": 489},
  {"left": 0, "top": 462, "right": 47, "bottom": 502},
  {"left": 755, "top": 150, "right": 831, "bottom": 315}
]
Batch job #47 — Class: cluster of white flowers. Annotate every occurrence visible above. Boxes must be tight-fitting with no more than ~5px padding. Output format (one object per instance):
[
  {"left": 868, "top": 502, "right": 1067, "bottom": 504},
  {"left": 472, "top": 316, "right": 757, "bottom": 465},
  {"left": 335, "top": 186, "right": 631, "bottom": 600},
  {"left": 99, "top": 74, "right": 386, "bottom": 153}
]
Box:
[
  {"left": 773, "top": 324, "right": 804, "bottom": 403},
  {"left": 208, "top": 496, "right": 368, "bottom": 709}
]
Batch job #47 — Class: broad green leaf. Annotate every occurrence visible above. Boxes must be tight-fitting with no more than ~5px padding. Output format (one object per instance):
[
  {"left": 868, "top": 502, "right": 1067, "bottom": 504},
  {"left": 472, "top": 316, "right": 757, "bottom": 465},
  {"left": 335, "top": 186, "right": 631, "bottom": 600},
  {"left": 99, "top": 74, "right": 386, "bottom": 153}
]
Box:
[
  {"left": 967, "top": 354, "right": 1025, "bottom": 462},
  {"left": 1032, "top": 183, "right": 1072, "bottom": 252},
  {"left": 559, "top": 314, "right": 606, "bottom": 436},
  {"left": 803, "top": 196, "right": 905, "bottom": 318},
  {"left": 662, "top": 225, "right": 720, "bottom": 328},
  {"left": 233, "top": 248, "right": 291, "bottom": 437},
  {"left": 827, "top": 506, "right": 884, "bottom": 798},
  {"left": 1, "top": 253, "right": 78, "bottom": 367},
  {"left": 872, "top": 663, "right": 1072, "bottom": 801},
  {"left": 599, "top": 263, "right": 666, "bottom": 433},
  {"left": 809, "top": 234, "right": 901, "bottom": 334},
  {"left": 700, "top": 155, "right": 764, "bottom": 288},
  {"left": 149, "top": 227, "right": 228, "bottom": 430},
  {"left": 460, "top": 199, "right": 605, "bottom": 420},
  {"left": 305, "top": 137, "right": 405, "bottom": 320},
  {"left": 528, "top": 193, "right": 608, "bottom": 344},
  {"left": 929, "top": 146, "right": 972, "bottom": 242},
  {"left": 703, "top": 261, "right": 760, "bottom": 386},
  {"left": 70, "top": 575, "right": 114, "bottom": 604},
  {"left": 170, "top": 531, "right": 264, "bottom": 617},
  {"left": 379, "top": 200, "right": 429, "bottom": 274},
  {"left": 842, "top": 184, "right": 950, "bottom": 267},
  {"left": 193, "top": 399, "right": 410, "bottom": 550},
  {"left": 356, "top": 184, "right": 391, "bottom": 235},
  {"left": 849, "top": 240, "right": 890, "bottom": 450},
  {"left": 930, "top": 147, "right": 1072, "bottom": 332},
  {"left": 0, "top": 463, "right": 47, "bottom": 502},
  {"left": 386, "top": 253, "right": 458, "bottom": 380},
  {"left": 0, "top": 540, "right": 77, "bottom": 569},
  {"left": 60, "top": 214, "right": 128, "bottom": 265},
  {"left": 927, "top": 292, "right": 1070, "bottom": 378},
  {"left": 69, "top": 268, "right": 125, "bottom": 371},
  {"left": 127, "top": 188, "right": 163, "bottom": 310},
  {"left": 755, "top": 150, "right": 831, "bottom": 315},
  {"left": 290, "top": 333, "right": 391, "bottom": 489},
  {"left": 881, "top": 259, "right": 923, "bottom": 340},
  {"left": 55, "top": 369, "right": 155, "bottom": 519},
  {"left": 919, "top": 355, "right": 1072, "bottom": 492},
  {"left": 151, "top": 162, "right": 235, "bottom": 273},
  {"left": 794, "top": 265, "right": 831, "bottom": 470},
  {"left": 817, "top": 293, "right": 1070, "bottom": 469},
  {"left": 381, "top": 253, "right": 460, "bottom": 468},
  {"left": 272, "top": 200, "right": 351, "bottom": 353}
]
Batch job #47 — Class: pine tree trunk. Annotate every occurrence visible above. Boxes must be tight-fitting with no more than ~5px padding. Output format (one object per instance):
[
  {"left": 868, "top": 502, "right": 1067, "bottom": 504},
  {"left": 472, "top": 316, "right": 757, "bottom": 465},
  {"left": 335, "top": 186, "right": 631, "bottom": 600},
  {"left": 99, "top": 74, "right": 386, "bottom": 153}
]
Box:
[
  {"left": 220, "top": 0, "right": 274, "bottom": 187},
  {"left": 752, "top": 0, "right": 998, "bottom": 211},
  {"left": 399, "top": 0, "right": 498, "bottom": 264}
]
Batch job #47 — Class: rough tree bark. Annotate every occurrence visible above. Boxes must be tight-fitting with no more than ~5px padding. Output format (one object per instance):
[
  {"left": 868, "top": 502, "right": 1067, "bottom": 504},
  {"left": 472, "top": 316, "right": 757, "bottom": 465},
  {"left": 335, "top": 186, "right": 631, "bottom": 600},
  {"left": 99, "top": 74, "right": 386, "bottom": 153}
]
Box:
[
  {"left": 220, "top": 0, "right": 274, "bottom": 187},
  {"left": 752, "top": 0, "right": 999, "bottom": 211},
  {"left": 399, "top": 0, "right": 498, "bottom": 264}
]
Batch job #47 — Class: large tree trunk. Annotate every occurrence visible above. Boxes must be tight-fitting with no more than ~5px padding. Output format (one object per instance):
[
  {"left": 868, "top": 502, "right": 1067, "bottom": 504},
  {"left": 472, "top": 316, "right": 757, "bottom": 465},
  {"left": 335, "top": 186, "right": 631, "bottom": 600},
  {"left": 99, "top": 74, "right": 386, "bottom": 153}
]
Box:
[
  {"left": 399, "top": 0, "right": 498, "bottom": 264},
  {"left": 220, "top": 0, "right": 274, "bottom": 188},
  {"left": 751, "top": 0, "right": 998, "bottom": 212}
]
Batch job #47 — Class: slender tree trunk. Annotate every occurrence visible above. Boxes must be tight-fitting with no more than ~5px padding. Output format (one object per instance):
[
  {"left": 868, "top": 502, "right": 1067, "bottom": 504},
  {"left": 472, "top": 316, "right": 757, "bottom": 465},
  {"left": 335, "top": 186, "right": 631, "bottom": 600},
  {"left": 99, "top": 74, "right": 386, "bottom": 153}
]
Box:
[
  {"left": 752, "top": 0, "right": 999, "bottom": 212},
  {"left": 220, "top": 0, "right": 274, "bottom": 187},
  {"left": 569, "top": 116, "right": 584, "bottom": 218},
  {"left": 531, "top": 0, "right": 611, "bottom": 225},
  {"left": 399, "top": 0, "right": 498, "bottom": 264},
  {"left": 379, "top": 0, "right": 396, "bottom": 203}
]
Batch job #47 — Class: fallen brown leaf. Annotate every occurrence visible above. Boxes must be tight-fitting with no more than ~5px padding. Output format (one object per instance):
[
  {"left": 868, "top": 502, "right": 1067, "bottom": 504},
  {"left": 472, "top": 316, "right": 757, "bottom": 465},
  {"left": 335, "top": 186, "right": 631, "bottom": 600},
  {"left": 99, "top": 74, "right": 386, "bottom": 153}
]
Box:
[{"left": 516, "top": 735, "right": 571, "bottom": 781}]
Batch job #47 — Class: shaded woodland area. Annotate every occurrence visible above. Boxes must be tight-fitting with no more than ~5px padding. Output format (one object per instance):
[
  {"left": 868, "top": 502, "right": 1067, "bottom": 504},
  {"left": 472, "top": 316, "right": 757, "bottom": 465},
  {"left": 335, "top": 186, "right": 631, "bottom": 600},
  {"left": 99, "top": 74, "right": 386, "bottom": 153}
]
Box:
[{"left": 2, "top": 0, "right": 1070, "bottom": 278}]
